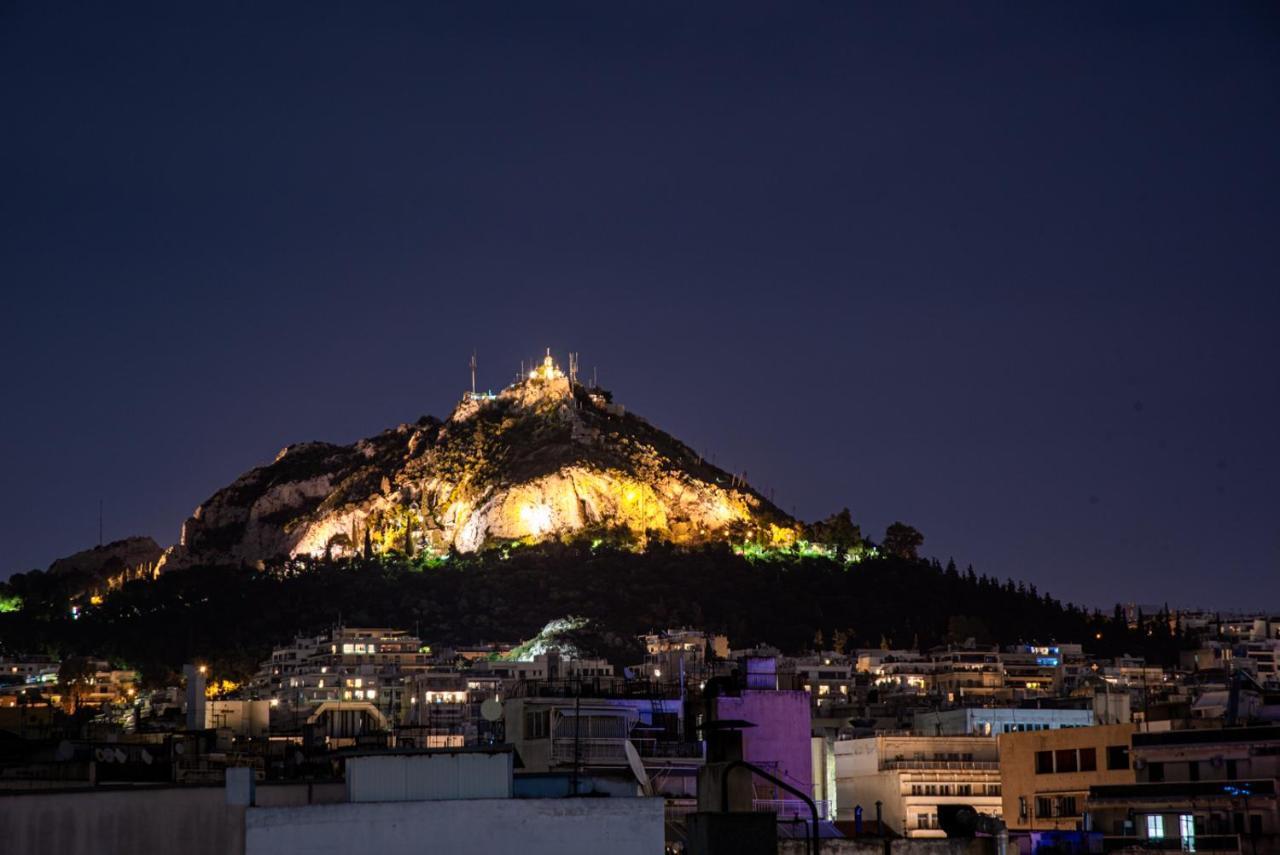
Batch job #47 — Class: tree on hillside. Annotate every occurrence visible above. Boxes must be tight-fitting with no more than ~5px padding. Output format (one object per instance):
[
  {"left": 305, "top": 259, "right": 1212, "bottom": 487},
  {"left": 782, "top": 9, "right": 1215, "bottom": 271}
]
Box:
[
  {"left": 810, "top": 508, "right": 862, "bottom": 553},
  {"left": 58, "top": 656, "right": 96, "bottom": 712},
  {"left": 882, "top": 522, "right": 924, "bottom": 561}
]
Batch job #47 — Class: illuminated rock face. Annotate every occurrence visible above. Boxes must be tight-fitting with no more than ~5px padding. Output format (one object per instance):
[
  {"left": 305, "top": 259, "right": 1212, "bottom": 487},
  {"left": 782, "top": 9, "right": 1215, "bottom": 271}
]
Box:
[{"left": 164, "top": 356, "right": 792, "bottom": 569}]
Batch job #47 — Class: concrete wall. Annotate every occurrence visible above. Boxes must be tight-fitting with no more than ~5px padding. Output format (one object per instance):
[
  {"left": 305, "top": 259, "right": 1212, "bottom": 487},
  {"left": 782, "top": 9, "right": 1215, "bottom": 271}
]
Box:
[
  {"left": 715, "top": 690, "right": 813, "bottom": 799},
  {"left": 0, "top": 786, "right": 243, "bottom": 855},
  {"left": 345, "top": 750, "right": 512, "bottom": 802},
  {"left": 245, "top": 796, "right": 664, "bottom": 855},
  {"left": 206, "top": 700, "right": 270, "bottom": 737}
]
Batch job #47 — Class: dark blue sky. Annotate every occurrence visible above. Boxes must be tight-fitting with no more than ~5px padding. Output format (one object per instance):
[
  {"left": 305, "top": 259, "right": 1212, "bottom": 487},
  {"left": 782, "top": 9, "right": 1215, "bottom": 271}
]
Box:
[{"left": 2, "top": 3, "right": 1277, "bottom": 609}]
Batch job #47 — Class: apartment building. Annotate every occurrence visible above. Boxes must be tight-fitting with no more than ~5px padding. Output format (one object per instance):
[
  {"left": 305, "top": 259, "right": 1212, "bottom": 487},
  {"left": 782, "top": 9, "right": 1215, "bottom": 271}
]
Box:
[
  {"left": 834, "top": 734, "right": 1002, "bottom": 837},
  {"left": 998, "top": 722, "right": 1135, "bottom": 834}
]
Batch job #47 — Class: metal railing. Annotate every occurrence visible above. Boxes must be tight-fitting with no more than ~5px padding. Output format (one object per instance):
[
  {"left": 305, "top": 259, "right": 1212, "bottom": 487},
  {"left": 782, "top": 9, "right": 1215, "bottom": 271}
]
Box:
[
  {"left": 550, "top": 736, "right": 702, "bottom": 765},
  {"left": 1101, "top": 834, "right": 1241, "bottom": 853},
  {"left": 551, "top": 737, "right": 631, "bottom": 765},
  {"left": 882, "top": 759, "right": 999, "bottom": 770},
  {"left": 754, "top": 798, "right": 830, "bottom": 821}
]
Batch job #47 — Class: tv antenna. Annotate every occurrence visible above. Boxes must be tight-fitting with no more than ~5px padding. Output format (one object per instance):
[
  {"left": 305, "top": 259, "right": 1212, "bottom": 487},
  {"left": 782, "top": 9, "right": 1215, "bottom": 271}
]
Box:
[
  {"left": 469, "top": 351, "right": 477, "bottom": 397},
  {"left": 568, "top": 352, "right": 579, "bottom": 385}
]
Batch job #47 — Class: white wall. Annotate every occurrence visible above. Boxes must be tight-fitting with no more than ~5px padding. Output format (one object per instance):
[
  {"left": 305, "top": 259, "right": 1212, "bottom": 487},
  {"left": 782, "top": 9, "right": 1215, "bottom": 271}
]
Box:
[{"left": 246, "top": 796, "right": 664, "bottom": 855}]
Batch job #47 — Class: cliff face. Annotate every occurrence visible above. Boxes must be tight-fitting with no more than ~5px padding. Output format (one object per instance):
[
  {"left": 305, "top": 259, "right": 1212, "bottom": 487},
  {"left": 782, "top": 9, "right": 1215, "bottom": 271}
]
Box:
[
  {"left": 48, "top": 536, "right": 164, "bottom": 589},
  {"left": 163, "top": 358, "right": 794, "bottom": 570}
]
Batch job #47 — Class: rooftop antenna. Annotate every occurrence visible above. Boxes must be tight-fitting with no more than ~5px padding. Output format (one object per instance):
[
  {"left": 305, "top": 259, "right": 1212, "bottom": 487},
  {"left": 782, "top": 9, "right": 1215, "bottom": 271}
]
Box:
[
  {"left": 592, "top": 366, "right": 598, "bottom": 388},
  {"left": 98, "top": 499, "right": 103, "bottom": 546},
  {"left": 569, "top": 352, "right": 579, "bottom": 385},
  {"left": 469, "top": 351, "right": 477, "bottom": 397}
]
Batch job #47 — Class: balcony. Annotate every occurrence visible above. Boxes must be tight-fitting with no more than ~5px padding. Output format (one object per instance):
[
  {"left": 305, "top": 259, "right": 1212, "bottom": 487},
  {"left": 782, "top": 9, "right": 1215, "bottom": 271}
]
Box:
[
  {"left": 1101, "top": 835, "right": 1241, "bottom": 853},
  {"left": 882, "top": 759, "right": 1000, "bottom": 771},
  {"left": 753, "top": 799, "right": 830, "bottom": 822},
  {"left": 549, "top": 737, "right": 702, "bottom": 766}
]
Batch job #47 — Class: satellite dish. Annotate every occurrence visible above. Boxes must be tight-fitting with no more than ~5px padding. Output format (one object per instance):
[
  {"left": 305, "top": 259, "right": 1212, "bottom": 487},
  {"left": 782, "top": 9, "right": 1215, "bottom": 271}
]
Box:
[
  {"left": 174, "top": 742, "right": 187, "bottom": 755},
  {"left": 623, "top": 741, "right": 653, "bottom": 797},
  {"left": 140, "top": 749, "right": 153, "bottom": 765},
  {"left": 481, "top": 698, "right": 503, "bottom": 722},
  {"left": 114, "top": 748, "right": 127, "bottom": 763},
  {"left": 94, "top": 748, "right": 107, "bottom": 762},
  {"left": 55, "top": 740, "right": 74, "bottom": 762}
]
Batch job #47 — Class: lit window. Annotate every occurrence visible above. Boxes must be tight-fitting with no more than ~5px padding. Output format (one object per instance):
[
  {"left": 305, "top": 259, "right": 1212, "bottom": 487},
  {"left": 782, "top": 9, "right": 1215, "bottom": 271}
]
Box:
[
  {"left": 1146, "top": 815, "right": 1165, "bottom": 839},
  {"left": 342, "top": 644, "right": 354, "bottom": 654},
  {"left": 367, "top": 689, "right": 376, "bottom": 699},
  {"left": 355, "top": 678, "right": 363, "bottom": 688},
  {"left": 1179, "top": 814, "right": 1195, "bottom": 851}
]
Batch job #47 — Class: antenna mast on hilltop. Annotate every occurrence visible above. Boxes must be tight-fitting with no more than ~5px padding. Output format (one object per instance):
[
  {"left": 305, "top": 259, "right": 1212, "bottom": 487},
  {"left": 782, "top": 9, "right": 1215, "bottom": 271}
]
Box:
[
  {"left": 469, "top": 351, "right": 477, "bottom": 397},
  {"left": 568, "top": 352, "right": 578, "bottom": 385}
]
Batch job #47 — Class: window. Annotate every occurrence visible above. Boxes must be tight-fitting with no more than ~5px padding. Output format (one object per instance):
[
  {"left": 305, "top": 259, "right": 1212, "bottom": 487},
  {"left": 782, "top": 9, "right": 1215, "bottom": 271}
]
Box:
[
  {"left": 1107, "top": 745, "right": 1130, "bottom": 770},
  {"left": 1036, "top": 751, "right": 1054, "bottom": 774},
  {"left": 1146, "top": 815, "right": 1165, "bottom": 839},
  {"left": 1055, "top": 749, "right": 1078, "bottom": 773},
  {"left": 1036, "top": 797, "right": 1053, "bottom": 819},
  {"left": 1058, "top": 796, "right": 1078, "bottom": 817},
  {"left": 1079, "top": 748, "right": 1097, "bottom": 772},
  {"left": 1188, "top": 761, "right": 1199, "bottom": 782},
  {"left": 524, "top": 709, "right": 550, "bottom": 739},
  {"left": 1179, "top": 814, "right": 1196, "bottom": 852},
  {"left": 1148, "top": 762, "right": 1165, "bottom": 783}
]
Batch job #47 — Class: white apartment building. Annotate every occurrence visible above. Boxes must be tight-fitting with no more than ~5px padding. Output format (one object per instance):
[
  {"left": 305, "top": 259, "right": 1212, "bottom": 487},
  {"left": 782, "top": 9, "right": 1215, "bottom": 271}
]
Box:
[
  {"left": 254, "top": 627, "right": 433, "bottom": 717},
  {"left": 835, "top": 734, "right": 1003, "bottom": 838}
]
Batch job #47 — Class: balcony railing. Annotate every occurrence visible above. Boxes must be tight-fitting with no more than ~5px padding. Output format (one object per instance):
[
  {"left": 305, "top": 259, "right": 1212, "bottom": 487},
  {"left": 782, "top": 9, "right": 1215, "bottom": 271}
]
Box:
[
  {"left": 551, "top": 737, "right": 630, "bottom": 765},
  {"left": 550, "top": 737, "right": 703, "bottom": 766},
  {"left": 754, "top": 799, "right": 830, "bottom": 821},
  {"left": 882, "top": 760, "right": 999, "bottom": 771},
  {"left": 1101, "top": 835, "right": 1241, "bottom": 853}
]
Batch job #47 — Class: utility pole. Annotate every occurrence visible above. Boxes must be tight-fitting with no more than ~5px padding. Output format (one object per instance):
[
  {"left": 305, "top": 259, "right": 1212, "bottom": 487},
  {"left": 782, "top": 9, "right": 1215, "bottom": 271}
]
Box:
[{"left": 571, "top": 691, "right": 581, "bottom": 797}]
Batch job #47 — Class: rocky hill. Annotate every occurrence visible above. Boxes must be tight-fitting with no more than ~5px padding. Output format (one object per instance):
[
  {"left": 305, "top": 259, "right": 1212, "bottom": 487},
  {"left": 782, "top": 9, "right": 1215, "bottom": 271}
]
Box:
[
  {"left": 162, "top": 352, "right": 796, "bottom": 570},
  {"left": 48, "top": 536, "right": 164, "bottom": 587}
]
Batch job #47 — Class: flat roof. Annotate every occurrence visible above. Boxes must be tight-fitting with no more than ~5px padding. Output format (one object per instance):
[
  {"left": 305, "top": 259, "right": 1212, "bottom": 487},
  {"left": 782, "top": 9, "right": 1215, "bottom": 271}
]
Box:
[{"left": 1132, "top": 726, "right": 1280, "bottom": 748}]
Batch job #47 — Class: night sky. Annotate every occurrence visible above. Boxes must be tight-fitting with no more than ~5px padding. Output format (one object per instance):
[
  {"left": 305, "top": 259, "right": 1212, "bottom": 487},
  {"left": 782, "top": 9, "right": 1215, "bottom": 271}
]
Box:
[{"left": 2, "top": 3, "right": 1277, "bottom": 610}]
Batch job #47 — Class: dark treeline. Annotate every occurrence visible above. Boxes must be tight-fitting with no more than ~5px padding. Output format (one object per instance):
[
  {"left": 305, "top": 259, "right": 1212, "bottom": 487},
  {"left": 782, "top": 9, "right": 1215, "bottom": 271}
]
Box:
[{"left": 0, "top": 543, "right": 1192, "bottom": 684}]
